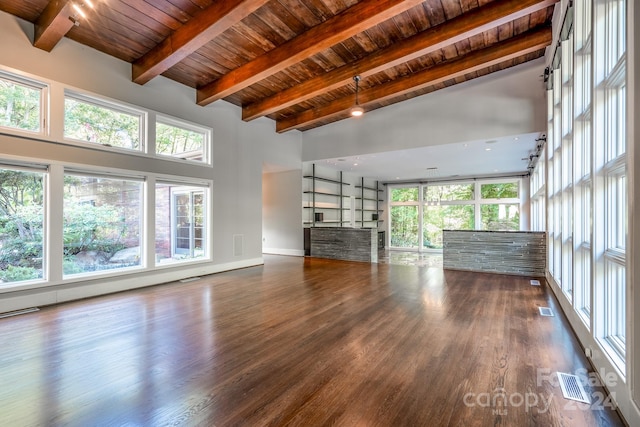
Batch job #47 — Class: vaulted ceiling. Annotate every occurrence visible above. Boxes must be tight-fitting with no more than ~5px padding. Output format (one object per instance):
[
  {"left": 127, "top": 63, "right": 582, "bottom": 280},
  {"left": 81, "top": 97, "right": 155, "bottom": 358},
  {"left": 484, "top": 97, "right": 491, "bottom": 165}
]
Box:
[{"left": 0, "top": 0, "right": 556, "bottom": 132}]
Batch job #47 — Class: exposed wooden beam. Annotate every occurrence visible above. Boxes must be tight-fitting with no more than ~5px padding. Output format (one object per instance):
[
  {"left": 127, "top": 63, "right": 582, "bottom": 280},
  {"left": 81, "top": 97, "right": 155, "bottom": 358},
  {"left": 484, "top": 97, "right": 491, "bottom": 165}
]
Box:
[
  {"left": 276, "top": 26, "right": 552, "bottom": 133},
  {"left": 33, "top": 0, "right": 75, "bottom": 52},
  {"left": 132, "top": 0, "right": 270, "bottom": 85},
  {"left": 196, "top": 0, "right": 425, "bottom": 106},
  {"left": 243, "top": 0, "right": 558, "bottom": 122}
]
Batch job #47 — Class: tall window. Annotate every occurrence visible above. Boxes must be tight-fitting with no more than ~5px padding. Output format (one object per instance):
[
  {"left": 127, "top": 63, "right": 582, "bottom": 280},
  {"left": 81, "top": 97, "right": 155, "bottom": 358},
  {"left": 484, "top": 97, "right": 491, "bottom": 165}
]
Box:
[
  {"left": 155, "top": 182, "right": 209, "bottom": 265},
  {"left": 64, "top": 92, "right": 143, "bottom": 151},
  {"left": 389, "top": 187, "right": 419, "bottom": 248},
  {"left": 541, "top": 0, "right": 627, "bottom": 373},
  {"left": 479, "top": 182, "right": 520, "bottom": 231},
  {"left": 0, "top": 165, "right": 46, "bottom": 285},
  {"left": 63, "top": 173, "right": 143, "bottom": 276},
  {"left": 423, "top": 184, "right": 474, "bottom": 249},
  {"left": 0, "top": 72, "right": 44, "bottom": 134},
  {"left": 594, "top": 0, "right": 627, "bottom": 366}
]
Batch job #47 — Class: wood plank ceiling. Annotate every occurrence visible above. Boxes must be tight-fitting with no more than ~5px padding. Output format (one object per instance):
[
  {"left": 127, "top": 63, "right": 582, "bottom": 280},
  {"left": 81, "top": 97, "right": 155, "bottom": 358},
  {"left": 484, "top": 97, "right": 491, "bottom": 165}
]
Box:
[{"left": 0, "top": 0, "right": 557, "bottom": 133}]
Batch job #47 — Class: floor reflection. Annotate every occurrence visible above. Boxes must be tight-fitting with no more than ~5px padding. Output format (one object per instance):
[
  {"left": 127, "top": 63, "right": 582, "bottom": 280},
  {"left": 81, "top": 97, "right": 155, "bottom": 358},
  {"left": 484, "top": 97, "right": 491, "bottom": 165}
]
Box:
[{"left": 378, "top": 250, "right": 443, "bottom": 267}]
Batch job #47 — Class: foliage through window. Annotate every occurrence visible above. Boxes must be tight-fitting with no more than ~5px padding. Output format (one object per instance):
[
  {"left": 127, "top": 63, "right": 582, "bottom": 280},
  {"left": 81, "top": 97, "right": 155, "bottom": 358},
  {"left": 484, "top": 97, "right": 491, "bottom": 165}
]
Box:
[
  {"left": 390, "top": 187, "right": 418, "bottom": 202},
  {"left": 64, "top": 94, "right": 142, "bottom": 150},
  {"left": 156, "top": 119, "right": 208, "bottom": 163},
  {"left": 480, "top": 182, "right": 519, "bottom": 199},
  {"left": 0, "top": 166, "right": 45, "bottom": 284},
  {"left": 63, "top": 174, "right": 143, "bottom": 276},
  {"left": 0, "top": 74, "right": 42, "bottom": 133}
]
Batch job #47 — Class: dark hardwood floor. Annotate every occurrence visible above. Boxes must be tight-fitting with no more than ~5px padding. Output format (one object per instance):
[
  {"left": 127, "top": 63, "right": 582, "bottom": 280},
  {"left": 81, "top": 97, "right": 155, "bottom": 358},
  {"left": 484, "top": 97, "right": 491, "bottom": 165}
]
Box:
[{"left": 0, "top": 255, "right": 624, "bottom": 426}]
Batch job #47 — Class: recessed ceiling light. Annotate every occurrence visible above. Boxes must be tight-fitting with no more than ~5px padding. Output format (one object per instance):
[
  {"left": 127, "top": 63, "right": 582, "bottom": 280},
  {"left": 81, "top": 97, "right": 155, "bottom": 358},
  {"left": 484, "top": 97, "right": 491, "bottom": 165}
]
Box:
[
  {"left": 353, "top": 163, "right": 358, "bottom": 166},
  {"left": 485, "top": 148, "right": 492, "bottom": 151},
  {"left": 514, "top": 137, "right": 519, "bottom": 141}
]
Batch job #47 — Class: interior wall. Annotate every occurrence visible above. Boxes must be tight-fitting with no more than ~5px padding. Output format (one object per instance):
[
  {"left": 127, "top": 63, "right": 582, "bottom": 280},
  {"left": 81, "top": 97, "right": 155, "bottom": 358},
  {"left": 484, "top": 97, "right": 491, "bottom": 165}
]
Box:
[
  {"left": 302, "top": 59, "right": 547, "bottom": 162},
  {"left": 0, "top": 12, "right": 302, "bottom": 310},
  {"left": 262, "top": 170, "right": 304, "bottom": 256}
]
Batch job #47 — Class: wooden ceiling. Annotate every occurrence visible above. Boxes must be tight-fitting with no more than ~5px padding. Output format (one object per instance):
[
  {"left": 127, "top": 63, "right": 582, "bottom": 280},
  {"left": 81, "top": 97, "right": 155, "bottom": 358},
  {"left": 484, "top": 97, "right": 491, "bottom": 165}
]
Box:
[{"left": 0, "top": 0, "right": 556, "bottom": 132}]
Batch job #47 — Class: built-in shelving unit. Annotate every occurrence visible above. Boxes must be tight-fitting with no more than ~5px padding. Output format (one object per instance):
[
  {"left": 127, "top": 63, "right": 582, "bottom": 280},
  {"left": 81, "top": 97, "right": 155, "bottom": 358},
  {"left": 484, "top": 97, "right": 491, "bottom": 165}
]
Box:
[
  {"left": 303, "top": 164, "right": 350, "bottom": 227},
  {"left": 355, "top": 178, "right": 383, "bottom": 228}
]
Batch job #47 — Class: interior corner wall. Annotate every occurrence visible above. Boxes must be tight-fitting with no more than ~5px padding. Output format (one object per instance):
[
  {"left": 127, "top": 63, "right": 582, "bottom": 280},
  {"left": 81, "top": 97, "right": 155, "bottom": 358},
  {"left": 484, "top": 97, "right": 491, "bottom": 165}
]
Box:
[
  {"left": 0, "top": 12, "right": 301, "bottom": 308},
  {"left": 301, "top": 58, "right": 547, "bottom": 162},
  {"left": 262, "top": 170, "right": 304, "bottom": 256}
]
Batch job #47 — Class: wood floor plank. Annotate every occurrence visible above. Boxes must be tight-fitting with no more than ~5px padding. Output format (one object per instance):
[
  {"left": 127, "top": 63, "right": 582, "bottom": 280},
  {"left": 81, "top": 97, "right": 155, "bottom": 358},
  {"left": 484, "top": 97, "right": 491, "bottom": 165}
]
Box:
[{"left": 0, "top": 255, "right": 625, "bottom": 426}]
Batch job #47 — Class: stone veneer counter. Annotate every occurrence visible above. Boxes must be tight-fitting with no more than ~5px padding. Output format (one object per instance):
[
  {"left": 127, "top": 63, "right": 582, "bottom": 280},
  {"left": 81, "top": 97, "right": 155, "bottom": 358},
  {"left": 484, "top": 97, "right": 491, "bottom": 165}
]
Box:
[
  {"left": 310, "top": 228, "right": 378, "bottom": 263},
  {"left": 443, "top": 230, "right": 546, "bottom": 277}
]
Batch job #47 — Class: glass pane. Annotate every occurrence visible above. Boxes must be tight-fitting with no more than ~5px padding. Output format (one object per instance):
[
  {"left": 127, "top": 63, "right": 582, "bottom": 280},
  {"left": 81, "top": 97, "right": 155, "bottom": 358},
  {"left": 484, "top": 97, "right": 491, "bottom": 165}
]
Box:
[
  {"left": 390, "top": 187, "right": 418, "bottom": 202},
  {"left": 64, "top": 97, "right": 141, "bottom": 150},
  {"left": 156, "top": 183, "right": 207, "bottom": 264},
  {"left": 424, "top": 184, "right": 474, "bottom": 202},
  {"left": 0, "top": 77, "right": 41, "bottom": 132},
  {"left": 480, "top": 182, "right": 519, "bottom": 199},
  {"left": 156, "top": 121, "right": 206, "bottom": 162},
  {"left": 423, "top": 205, "right": 474, "bottom": 249},
  {"left": 480, "top": 204, "right": 520, "bottom": 231},
  {"left": 0, "top": 168, "right": 45, "bottom": 284},
  {"left": 63, "top": 175, "right": 143, "bottom": 276},
  {"left": 390, "top": 205, "right": 419, "bottom": 248}
]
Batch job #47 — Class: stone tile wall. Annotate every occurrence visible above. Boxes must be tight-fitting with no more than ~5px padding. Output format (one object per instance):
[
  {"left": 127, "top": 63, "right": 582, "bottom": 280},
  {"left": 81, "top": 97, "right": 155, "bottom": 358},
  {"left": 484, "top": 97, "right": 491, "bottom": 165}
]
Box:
[
  {"left": 443, "top": 230, "right": 546, "bottom": 277},
  {"left": 310, "top": 228, "right": 378, "bottom": 263}
]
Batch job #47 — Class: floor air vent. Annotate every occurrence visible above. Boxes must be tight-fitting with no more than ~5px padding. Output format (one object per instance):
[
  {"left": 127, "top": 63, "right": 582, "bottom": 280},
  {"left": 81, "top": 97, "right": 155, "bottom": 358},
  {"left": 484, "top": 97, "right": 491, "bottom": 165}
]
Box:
[
  {"left": 539, "top": 307, "right": 554, "bottom": 317},
  {"left": 557, "top": 372, "right": 591, "bottom": 404},
  {"left": 530, "top": 279, "right": 541, "bottom": 286},
  {"left": 0, "top": 307, "right": 39, "bottom": 319}
]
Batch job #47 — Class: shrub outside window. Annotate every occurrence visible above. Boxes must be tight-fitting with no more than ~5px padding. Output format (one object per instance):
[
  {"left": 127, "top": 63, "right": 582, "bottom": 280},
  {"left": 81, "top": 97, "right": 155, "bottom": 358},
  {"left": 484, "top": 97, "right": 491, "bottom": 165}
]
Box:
[
  {"left": 63, "top": 173, "right": 143, "bottom": 276},
  {"left": 0, "top": 166, "right": 45, "bottom": 285}
]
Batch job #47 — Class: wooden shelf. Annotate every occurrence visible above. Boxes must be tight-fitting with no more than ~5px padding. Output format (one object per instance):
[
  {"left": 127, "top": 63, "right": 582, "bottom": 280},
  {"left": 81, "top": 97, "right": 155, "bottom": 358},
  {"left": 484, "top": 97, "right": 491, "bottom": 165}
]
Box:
[
  {"left": 355, "top": 209, "right": 383, "bottom": 212},
  {"left": 303, "top": 206, "right": 346, "bottom": 210},
  {"left": 304, "top": 175, "right": 350, "bottom": 185},
  {"left": 355, "top": 197, "right": 383, "bottom": 202},
  {"left": 304, "top": 191, "right": 348, "bottom": 197},
  {"left": 355, "top": 185, "right": 382, "bottom": 192}
]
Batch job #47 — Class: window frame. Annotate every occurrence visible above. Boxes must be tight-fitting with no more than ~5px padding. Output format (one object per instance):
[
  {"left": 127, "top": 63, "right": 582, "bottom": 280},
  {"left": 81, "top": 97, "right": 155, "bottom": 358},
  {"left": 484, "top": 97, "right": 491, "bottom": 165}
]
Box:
[
  {"left": 0, "top": 69, "right": 48, "bottom": 137},
  {"left": 63, "top": 90, "right": 147, "bottom": 154},
  {"left": 155, "top": 115, "right": 212, "bottom": 166}
]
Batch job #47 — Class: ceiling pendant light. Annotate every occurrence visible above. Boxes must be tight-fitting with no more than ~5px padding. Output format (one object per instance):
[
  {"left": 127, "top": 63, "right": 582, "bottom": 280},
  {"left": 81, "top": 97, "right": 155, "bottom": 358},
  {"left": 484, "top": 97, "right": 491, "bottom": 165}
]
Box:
[{"left": 350, "top": 75, "right": 364, "bottom": 117}]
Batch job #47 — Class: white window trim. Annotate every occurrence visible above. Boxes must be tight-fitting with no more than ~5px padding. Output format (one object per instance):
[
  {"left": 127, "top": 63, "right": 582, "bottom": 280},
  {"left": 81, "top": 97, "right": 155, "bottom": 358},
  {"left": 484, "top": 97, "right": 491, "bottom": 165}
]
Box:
[
  {"left": 0, "top": 69, "right": 49, "bottom": 138},
  {"left": 155, "top": 115, "right": 212, "bottom": 166},
  {"left": 63, "top": 89, "right": 147, "bottom": 154}
]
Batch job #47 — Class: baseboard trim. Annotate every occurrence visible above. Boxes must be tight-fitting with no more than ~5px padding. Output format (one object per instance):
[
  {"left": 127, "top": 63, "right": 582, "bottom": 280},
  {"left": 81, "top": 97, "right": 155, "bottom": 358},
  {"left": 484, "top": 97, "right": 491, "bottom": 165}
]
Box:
[{"left": 262, "top": 248, "right": 305, "bottom": 257}]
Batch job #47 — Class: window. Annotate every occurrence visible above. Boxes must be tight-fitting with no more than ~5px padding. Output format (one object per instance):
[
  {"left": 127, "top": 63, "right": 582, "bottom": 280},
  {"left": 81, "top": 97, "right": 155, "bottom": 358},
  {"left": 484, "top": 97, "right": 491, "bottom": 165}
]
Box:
[
  {"left": 0, "top": 72, "right": 44, "bottom": 133},
  {"left": 390, "top": 206, "right": 419, "bottom": 248},
  {"left": 0, "top": 165, "right": 45, "bottom": 285},
  {"left": 64, "top": 92, "right": 143, "bottom": 151},
  {"left": 480, "top": 181, "right": 520, "bottom": 231},
  {"left": 63, "top": 173, "right": 143, "bottom": 276},
  {"left": 156, "top": 117, "right": 210, "bottom": 163},
  {"left": 155, "top": 182, "right": 209, "bottom": 264},
  {"left": 423, "top": 205, "right": 474, "bottom": 249}
]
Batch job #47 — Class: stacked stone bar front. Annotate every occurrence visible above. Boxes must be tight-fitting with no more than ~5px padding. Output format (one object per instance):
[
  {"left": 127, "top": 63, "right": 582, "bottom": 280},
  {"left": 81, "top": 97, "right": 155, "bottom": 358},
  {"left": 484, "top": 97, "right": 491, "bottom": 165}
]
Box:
[
  {"left": 310, "top": 228, "right": 378, "bottom": 263},
  {"left": 443, "top": 230, "right": 546, "bottom": 277}
]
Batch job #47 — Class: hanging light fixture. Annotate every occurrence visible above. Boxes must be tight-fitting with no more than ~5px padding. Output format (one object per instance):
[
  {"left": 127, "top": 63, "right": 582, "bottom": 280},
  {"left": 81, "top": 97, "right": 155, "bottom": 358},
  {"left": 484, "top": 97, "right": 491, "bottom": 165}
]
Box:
[{"left": 350, "top": 75, "right": 364, "bottom": 117}]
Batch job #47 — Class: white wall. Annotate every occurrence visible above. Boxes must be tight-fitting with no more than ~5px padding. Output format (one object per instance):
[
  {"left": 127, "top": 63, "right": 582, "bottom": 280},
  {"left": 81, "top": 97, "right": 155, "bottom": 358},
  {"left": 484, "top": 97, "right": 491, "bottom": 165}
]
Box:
[
  {"left": 302, "top": 59, "right": 547, "bottom": 162},
  {"left": 0, "top": 12, "right": 301, "bottom": 311},
  {"left": 262, "top": 170, "right": 304, "bottom": 256}
]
